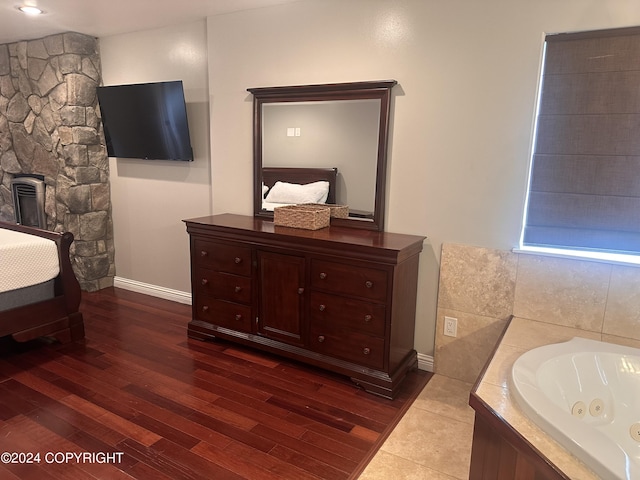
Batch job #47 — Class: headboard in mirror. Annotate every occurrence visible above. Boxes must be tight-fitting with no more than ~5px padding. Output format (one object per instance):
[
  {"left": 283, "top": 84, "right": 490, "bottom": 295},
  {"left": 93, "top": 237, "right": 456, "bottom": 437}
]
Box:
[
  {"left": 248, "top": 80, "right": 397, "bottom": 231},
  {"left": 261, "top": 167, "right": 338, "bottom": 212}
]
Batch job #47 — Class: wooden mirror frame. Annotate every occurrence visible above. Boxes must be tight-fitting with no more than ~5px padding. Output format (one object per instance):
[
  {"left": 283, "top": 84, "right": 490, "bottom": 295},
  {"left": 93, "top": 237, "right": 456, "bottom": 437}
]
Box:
[{"left": 248, "top": 80, "right": 397, "bottom": 231}]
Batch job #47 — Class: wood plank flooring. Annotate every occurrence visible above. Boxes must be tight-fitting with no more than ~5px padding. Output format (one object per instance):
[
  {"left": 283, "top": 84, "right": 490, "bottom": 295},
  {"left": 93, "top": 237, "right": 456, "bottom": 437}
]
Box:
[{"left": 0, "top": 287, "right": 431, "bottom": 479}]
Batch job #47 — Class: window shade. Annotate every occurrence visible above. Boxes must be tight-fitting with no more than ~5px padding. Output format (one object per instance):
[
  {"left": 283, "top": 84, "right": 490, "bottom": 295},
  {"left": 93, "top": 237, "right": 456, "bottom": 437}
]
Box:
[{"left": 523, "top": 26, "right": 640, "bottom": 255}]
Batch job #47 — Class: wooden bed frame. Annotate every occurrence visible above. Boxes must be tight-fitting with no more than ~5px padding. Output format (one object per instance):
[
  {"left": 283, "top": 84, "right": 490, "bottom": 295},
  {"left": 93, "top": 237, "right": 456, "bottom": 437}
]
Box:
[
  {"left": 0, "top": 221, "right": 84, "bottom": 343},
  {"left": 262, "top": 167, "right": 338, "bottom": 204}
]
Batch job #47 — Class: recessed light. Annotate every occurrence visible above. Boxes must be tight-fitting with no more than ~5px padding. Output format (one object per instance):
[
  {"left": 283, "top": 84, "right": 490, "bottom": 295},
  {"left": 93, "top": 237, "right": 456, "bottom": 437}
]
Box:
[{"left": 18, "top": 5, "right": 44, "bottom": 16}]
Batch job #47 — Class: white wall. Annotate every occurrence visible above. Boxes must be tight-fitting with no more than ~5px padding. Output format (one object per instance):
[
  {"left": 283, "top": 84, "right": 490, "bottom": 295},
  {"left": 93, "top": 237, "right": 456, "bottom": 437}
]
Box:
[
  {"left": 207, "top": 0, "right": 640, "bottom": 356},
  {"left": 100, "top": 20, "right": 211, "bottom": 297}
]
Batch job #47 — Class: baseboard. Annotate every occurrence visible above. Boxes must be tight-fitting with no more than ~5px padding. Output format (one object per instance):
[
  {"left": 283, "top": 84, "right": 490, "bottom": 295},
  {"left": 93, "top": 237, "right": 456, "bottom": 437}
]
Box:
[
  {"left": 113, "top": 277, "right": 192, "bottom": 305},
  {"left": 417, "top": 353, "right": 434, "bottom": 372}
]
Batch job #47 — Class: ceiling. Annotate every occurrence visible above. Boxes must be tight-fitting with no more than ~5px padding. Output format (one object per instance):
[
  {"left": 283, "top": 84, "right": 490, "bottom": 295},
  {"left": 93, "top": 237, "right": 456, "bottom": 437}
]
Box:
[{"left": 0, "top": 0, "right": 301, "bottom": 44}]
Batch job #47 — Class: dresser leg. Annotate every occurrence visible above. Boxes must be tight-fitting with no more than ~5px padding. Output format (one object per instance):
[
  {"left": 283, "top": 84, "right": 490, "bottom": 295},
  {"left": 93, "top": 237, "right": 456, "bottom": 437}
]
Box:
[
  {"left": 350, "top": 351, "right": 418, "bottom": 399},
  {"left": 187, "top": 321, "right": 217, "bottom": 341},
  {"left": 350, "top": 376, "right": 394, "bottom": 399}
]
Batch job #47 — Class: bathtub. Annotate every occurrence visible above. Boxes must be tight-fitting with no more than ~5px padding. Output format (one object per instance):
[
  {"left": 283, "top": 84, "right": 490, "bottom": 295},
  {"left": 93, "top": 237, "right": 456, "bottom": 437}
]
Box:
[{"left": 510, "top": 337, "right": 640, "bottom": 480}]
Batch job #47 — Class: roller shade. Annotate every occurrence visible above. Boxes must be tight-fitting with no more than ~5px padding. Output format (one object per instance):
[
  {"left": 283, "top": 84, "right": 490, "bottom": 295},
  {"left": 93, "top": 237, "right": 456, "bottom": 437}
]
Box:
[{"left": 523, "top": 26, "right": 640, "bottom": 254}]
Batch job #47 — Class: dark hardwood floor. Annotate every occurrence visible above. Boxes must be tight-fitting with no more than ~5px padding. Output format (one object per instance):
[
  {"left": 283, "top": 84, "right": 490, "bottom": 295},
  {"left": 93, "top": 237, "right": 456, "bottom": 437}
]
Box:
[{"left": 0, "top": 287, "right": 431, "bottom": 479}]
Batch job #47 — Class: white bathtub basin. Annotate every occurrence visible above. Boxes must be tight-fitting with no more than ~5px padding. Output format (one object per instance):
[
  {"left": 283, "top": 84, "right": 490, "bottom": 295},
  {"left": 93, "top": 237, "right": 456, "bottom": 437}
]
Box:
[{"left": 511, "top": 337, "right": 640, "bottom": 480}]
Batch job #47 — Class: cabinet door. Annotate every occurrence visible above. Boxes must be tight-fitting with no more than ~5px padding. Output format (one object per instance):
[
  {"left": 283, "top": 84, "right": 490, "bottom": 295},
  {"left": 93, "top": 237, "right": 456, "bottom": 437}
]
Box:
[{"left": 257, "top": 251, "right": 305, "bottom": 346}]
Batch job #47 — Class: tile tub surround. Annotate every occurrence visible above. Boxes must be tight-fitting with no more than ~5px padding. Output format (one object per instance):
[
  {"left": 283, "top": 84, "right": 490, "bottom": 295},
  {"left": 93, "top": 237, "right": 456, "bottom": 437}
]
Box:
[
  {"left": 435, "top": 243, "right": 640, "bottom": 383},
  {"left": 472, "top": 317, "right": 640, "bottom": 480}
]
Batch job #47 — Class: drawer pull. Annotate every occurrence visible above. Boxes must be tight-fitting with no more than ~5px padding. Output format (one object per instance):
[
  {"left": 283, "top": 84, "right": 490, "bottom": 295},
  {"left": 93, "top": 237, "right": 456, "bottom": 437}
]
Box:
[
  {"left": 365, "top": 280, "right": 373, "bottom": 289},
  {"left": 234, "top": 257, "right": 242, "bottom": 264},
  {"left": 200, "top": 250, "right": 208, "bottom": 257},
  {"left": 234, "top": 286, "right": 242, "bottom": 293},
  {"left": 298, "top": 287, "right": 304, "bottom": 294},
  {"left": 235, "top": 314, "right": 243, "bottom": 321},
  {"left": 202, "top": 305, "right": 209, "bottom": 312},
  {"left": 317, "top": 335, "right": 325, "bottom": 343},
  {"left": 201, "top": 278, "right": 209, "bottom": 286},
  {"left": 319, "top": 304, "right": 326, "bottom": 311},
  {"left": 363, "top": 347, "right": 371, "bottom": 355},
  {"left": 319, "top": 272, "right": 327, "bottom": 280},
  {"left": 364, "top": 314, "right": 372, "bottom": 322}
]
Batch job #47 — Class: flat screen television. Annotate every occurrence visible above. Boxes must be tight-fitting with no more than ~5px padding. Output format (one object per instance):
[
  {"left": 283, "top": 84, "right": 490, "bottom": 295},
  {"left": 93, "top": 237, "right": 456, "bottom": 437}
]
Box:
[{"left": 97, "top": 80, "right": 193, "bottom": 161}]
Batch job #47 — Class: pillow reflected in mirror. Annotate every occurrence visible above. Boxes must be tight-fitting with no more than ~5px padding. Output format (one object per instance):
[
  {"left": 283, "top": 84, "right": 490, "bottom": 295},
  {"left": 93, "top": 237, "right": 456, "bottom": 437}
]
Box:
[{"left": 264, "top": 181, "right": 329, "bottom": 204}]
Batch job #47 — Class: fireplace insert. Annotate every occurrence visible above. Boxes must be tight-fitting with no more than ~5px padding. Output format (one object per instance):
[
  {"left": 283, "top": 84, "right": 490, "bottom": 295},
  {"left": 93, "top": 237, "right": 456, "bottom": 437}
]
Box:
[{"left": 10, "top": 174, "right": 46, "bottom": 229}]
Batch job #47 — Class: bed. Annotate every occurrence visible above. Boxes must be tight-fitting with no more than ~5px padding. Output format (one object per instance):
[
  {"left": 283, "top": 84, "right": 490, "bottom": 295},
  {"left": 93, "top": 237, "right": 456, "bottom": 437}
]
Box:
[
  {"left": 0, "top": 221, "right": 84, "bottom": 343},
  {"left": 261, "top": 167, "right": 338, "bottom": 211}
]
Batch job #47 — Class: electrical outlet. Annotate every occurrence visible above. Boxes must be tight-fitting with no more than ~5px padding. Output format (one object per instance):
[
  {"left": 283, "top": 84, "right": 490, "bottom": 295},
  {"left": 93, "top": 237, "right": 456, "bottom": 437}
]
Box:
[{"left": 444, "top": 316, "right": 458, "bottom": 337}]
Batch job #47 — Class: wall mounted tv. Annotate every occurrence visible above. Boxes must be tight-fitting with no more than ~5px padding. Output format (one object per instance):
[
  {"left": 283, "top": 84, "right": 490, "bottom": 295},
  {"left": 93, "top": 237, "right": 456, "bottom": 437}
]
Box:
[{"left": 97, "top": 80, "right": 193, "bottom": 161}]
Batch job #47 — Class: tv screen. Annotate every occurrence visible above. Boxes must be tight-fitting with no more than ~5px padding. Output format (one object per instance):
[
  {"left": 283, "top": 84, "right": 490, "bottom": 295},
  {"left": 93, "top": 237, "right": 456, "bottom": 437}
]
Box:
[{"left": 97, "top": 81, "right": 193, "bottom": 161}]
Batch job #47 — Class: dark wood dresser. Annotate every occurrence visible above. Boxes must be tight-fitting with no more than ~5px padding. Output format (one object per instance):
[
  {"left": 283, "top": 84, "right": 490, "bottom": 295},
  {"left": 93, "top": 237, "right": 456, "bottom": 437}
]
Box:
[{"left": 184, "top": 214, "right": 425, "bottom": 398}]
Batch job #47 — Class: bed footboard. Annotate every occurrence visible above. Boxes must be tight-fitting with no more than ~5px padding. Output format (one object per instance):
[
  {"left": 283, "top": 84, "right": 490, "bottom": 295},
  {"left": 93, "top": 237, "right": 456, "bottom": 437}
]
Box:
[{"left": 0, "top": 221, "right": 84, "bottom": 343}]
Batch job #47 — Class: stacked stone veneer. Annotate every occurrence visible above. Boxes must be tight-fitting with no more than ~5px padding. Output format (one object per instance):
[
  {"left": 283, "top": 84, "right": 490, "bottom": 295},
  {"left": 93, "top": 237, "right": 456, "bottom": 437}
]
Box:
[{"left": 0, "top": 32, "right": 114, "bottom": 291}]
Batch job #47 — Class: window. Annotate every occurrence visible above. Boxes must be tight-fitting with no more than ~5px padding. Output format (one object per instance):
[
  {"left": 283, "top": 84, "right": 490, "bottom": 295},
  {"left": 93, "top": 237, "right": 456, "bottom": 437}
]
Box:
[{"left": 521, "top": 27, "right": 640, "bottom": 261}]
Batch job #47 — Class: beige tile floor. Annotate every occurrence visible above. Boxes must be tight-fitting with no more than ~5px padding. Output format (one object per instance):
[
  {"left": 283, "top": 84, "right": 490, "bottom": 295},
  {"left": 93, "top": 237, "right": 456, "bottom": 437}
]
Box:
[{"left": 359, "top": 374, "right": 475, "bottom": 480}]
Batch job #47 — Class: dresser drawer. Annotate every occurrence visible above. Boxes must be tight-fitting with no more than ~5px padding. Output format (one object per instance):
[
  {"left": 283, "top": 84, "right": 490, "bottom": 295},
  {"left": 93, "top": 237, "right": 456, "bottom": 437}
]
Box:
[
  {"left": 196, "top": 268, "right": 251, "bottom": 304},
  {"left": 310, "top": 260, "right": 388, "bottom": 302},
  {"left": 309, "top": 326, "right": 385, "bottom": 370},
  {"left": 194, "top": 239, "right": 251, "bottom": 276},
  {"left": 309, "top": 292, "right": 385, "bottom": 336},
  {"left": 194, "top": 297, "right": 252, "bottom": 332}
]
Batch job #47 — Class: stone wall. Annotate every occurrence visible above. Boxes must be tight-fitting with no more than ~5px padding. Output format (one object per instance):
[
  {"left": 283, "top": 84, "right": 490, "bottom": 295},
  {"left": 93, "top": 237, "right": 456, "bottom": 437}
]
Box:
[{"left": 0, "top": 32, "right": 114, "bottom": 291}]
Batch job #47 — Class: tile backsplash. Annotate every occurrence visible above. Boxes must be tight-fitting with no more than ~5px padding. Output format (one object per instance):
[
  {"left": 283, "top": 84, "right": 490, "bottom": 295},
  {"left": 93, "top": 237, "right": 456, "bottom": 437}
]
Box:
[{"left": 435, "top": 243, "right": 640, "bottom": 383}]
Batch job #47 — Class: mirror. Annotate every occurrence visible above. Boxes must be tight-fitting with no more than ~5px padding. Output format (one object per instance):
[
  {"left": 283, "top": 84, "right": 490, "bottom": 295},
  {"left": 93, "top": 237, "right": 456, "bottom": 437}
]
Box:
[{"left": 248, "top": 80, "right": 396, "bottom": 231}]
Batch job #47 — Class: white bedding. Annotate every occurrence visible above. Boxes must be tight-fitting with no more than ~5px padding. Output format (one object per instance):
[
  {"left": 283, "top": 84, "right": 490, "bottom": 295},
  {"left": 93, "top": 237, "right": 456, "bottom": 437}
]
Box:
[
  {"left": 264, "top": 180, "right": 330, "bottom": 204},
  {"left": 0, "top": 228, "right": 60, "bottom": 294}
]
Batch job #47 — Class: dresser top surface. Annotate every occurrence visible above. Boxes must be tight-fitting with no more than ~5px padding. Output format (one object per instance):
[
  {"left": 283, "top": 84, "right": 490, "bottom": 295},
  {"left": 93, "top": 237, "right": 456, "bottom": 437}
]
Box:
[{"left": 184, "top": 214, "right": 425, "bottom": 253}]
